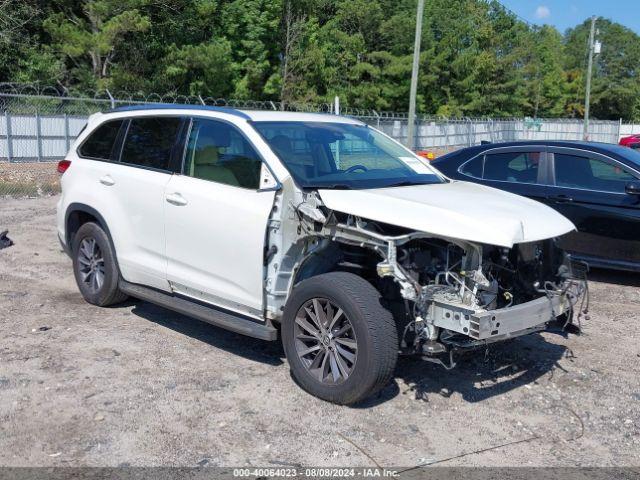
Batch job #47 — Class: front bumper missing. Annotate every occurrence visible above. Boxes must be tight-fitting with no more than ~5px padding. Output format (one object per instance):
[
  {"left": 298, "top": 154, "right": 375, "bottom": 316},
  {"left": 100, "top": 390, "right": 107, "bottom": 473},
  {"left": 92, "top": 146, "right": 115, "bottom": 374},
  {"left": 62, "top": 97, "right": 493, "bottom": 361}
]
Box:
[{"left": 430, "top": 290, "right": 577, "bottom": 342}]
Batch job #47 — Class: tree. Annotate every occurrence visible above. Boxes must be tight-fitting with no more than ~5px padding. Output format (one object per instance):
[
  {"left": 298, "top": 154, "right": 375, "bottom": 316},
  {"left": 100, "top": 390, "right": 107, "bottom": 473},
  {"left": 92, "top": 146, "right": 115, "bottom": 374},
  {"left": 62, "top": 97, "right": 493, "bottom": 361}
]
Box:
[
  {"left": 565, "top": 18, "right": 640, "bottom": 120},
  {"left": 219, "top": 0, "right": 282, "bottom": 99},
  {"left": 162, "top": 41, "right": 235, "bottom": 97},
  {"left": 2, "top": 0, "right": 639, "bottom": 121},
  {"left": 277, "top": 1, "right": 308, "bottom": 104},
  {"left": 524, "top": 26, "right": 568, "bottom": 117},
  {"left": 42, "top": 0, "right": 150, "bottom": 89},
  {"left": 0, "top": 0, "right": 42, "bottom": 82}
]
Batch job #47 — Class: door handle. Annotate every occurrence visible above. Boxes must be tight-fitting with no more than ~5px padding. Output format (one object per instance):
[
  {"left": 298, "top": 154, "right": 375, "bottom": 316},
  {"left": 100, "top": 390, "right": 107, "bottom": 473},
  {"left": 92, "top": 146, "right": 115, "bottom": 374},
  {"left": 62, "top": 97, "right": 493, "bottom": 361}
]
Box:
[
  {"left": 165, "top": 192, "right": 188, "bottom": 206},
  {"left": 99, "top": 175, "right": 115, "bottom": 186},
  {"left": 548, "top": 194, "right": 573, "bottom": 203}
]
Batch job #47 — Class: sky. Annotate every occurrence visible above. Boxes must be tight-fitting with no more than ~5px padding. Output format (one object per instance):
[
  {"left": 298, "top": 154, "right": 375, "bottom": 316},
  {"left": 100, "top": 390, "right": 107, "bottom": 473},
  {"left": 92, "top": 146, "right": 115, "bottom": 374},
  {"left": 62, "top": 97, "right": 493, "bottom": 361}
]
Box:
[{"left": 499, "top": 0, "right": 640, "bottom": 34}]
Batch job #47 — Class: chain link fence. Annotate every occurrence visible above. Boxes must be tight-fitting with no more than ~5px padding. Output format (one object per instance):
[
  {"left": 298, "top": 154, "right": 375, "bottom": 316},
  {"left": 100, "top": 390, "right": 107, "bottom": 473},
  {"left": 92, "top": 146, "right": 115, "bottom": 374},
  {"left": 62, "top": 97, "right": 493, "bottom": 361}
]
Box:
[{"left": 0, "top": 83, "right": 629, "bottom": 197}]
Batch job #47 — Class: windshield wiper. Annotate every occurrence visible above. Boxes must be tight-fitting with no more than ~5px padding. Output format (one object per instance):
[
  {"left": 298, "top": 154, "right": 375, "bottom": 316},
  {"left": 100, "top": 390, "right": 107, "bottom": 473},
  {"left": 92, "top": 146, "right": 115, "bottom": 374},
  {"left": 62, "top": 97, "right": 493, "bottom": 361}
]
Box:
[
  {"left": 382, "top": 181, "right": 420, "bottom": 188},
  {"left": 314, "top": 184, "right": 352, "bottom": 190}
]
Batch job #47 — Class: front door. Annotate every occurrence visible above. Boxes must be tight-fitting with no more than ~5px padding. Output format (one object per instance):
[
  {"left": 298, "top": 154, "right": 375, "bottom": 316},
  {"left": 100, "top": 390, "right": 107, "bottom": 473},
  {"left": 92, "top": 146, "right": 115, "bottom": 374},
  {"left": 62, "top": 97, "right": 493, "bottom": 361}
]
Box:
[
  {"left": 546, "top": 147, "right": 640, "bottom": 268},
  {"left": 164, "top": 117, "right": 277, "bottom": 318}
]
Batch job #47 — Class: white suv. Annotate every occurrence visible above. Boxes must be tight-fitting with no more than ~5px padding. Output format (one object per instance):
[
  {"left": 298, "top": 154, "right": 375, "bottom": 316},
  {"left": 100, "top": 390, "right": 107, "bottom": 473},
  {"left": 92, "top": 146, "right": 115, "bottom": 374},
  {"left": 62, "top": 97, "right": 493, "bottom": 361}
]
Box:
[{"left": 57, "top": 105, "right": 586, "bottom": 404}]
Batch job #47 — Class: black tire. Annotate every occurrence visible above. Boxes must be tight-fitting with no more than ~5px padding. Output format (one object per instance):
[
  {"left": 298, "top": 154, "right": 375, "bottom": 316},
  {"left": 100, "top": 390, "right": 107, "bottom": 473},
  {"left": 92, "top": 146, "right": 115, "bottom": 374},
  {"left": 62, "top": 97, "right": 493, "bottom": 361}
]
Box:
[
  {"left": 282, "top": 272, "right": 398, "bottom": 405},
  {"left": 72, "top": 222, "right": 128, "bottom": 307}
]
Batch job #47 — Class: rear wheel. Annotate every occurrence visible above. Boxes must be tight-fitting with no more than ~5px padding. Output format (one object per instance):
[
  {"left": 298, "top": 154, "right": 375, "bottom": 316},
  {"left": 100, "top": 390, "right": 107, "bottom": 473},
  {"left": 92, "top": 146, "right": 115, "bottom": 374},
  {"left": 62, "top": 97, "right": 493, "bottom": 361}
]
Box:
[
  {"left": 72, "top": 222, "right": 128, "bottom": 307},
  {"left": 282, "top": 272, "right": 398, "bottom": 405}
]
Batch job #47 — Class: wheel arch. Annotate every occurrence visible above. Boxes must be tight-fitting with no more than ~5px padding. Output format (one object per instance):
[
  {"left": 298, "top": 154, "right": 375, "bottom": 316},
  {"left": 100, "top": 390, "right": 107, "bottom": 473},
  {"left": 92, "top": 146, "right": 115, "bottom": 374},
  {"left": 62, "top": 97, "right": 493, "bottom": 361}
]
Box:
[
  {"left": 292, "top": 240, "right": 384, "bottom": 288},
  {"left": 65, "top": 203, "right": 115, "bottom": 257}
]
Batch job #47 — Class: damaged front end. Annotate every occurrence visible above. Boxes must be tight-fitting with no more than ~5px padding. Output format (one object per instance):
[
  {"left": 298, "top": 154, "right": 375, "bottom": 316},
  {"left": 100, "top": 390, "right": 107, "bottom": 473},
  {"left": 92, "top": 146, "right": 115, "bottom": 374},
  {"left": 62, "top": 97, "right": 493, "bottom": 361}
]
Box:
[
  {"left": 332, "top": 216, "right": 587, "bottom": 365},
  {"left": 265, "top": 188, "right": 588, "bottom": 369}
]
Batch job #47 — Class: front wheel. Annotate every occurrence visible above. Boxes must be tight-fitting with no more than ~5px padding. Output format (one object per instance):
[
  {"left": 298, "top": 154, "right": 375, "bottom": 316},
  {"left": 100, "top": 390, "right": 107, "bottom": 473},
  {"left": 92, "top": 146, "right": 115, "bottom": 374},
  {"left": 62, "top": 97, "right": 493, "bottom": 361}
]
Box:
[{"left": 282, "top": 272, "right": 398, "bottom": 405}]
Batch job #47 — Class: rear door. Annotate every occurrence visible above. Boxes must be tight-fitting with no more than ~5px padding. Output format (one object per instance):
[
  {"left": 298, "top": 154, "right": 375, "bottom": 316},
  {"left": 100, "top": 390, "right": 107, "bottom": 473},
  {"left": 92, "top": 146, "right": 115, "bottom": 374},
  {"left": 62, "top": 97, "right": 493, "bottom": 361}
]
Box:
[
  {"left": 164, "top": 117, "right": 278, "bottom": 318},
  {"left": 106, "top": 115, "right": 186, "bottom": 290},
  {"left": 459, "top": 146, "right": 550, "bottom": 202},
  {"left": 546, "top": 147, "right": 640, "bottom": 267}
]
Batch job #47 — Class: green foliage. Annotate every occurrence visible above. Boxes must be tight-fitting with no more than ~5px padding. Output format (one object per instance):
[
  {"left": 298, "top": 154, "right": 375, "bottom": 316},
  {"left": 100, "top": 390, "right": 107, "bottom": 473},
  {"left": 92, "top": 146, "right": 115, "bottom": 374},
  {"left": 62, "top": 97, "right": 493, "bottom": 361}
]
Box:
[
  {"left": 41, "top": 1, "right": 151, "bottom": 89},
  {"left": 1, "top": 0, "right": 639, "bottom": 120},
  {"left": 565, "top": 19, "right": 640, "bottom": 121}
]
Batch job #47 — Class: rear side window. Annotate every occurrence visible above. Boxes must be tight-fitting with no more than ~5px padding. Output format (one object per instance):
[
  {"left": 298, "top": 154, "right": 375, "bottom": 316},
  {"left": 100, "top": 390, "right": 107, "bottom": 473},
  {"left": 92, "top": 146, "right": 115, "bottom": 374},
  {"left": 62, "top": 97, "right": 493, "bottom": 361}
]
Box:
[
  {"left": 120, "top": 117, "right": 183, "bottom": 171},
  {"left": 483, "top": 152, "right": 542, "bottom": 183},
  {"left": 79, "top": 120, "right": 123, "bottom": 160},
  {"left": 555, "top": 153, "right": 637, "bottom": 193}
]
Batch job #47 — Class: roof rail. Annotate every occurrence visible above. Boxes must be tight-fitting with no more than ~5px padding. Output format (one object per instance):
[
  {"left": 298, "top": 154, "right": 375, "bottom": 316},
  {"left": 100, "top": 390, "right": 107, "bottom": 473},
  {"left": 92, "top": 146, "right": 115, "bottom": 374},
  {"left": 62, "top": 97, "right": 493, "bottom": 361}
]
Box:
[{"left": 108, "top": 103, "right": 251, "bottom": 120}]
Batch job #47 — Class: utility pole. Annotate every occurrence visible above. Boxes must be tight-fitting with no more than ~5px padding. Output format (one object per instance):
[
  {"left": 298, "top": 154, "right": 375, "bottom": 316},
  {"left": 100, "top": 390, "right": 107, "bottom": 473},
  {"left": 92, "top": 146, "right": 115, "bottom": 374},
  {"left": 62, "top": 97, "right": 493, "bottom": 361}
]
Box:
[
  {"left": 407, "top": 0, "right": 425, "bottom": 150},
  {"left": 583, "top": 15, "right": 597, "bottom": 141}
]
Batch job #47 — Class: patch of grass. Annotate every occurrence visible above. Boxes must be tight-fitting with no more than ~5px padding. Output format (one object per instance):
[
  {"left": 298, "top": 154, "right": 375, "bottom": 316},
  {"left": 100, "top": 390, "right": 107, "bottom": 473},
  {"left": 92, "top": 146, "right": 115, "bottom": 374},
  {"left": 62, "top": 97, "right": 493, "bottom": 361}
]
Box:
[{"left": 0, "top": 180, "right": 60, "bottom": 197}]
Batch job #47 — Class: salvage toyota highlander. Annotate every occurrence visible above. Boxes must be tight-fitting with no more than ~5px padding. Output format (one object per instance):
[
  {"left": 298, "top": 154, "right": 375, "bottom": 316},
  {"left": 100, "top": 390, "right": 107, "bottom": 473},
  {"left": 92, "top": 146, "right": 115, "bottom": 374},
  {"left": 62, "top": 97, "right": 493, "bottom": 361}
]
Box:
[{"left": 56, "top": 106, "right": 587, "bottom": 405}]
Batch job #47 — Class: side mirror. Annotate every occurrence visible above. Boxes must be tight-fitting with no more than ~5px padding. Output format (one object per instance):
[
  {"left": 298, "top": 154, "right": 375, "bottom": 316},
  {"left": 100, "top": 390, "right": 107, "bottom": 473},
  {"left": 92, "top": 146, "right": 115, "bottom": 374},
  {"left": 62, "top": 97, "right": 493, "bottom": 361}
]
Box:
[{"left": 625, "top": 182, "right": 640, "bottom": 195}]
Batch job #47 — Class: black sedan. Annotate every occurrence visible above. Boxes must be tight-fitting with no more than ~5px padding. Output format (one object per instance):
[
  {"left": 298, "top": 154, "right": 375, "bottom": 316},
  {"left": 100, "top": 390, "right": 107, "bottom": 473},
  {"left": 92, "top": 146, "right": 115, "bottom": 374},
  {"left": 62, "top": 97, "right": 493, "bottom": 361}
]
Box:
[{"left": 432, "top": 141, "right": 640, "bottom": 272}]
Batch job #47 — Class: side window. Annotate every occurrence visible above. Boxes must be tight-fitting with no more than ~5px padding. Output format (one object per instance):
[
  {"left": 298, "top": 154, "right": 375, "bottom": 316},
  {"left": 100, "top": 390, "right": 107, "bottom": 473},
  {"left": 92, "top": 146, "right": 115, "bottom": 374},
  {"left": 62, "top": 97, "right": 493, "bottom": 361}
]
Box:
[
  {"left": 79, "top": 120, "right": 124, "bottom": 160},
  {"left": 184, "top": 119, "right": 262, "bottom": 189},
  {"left": 483, "top": 151, "right": 542, "bottom": 183},
  {"left": 120, "top": 117, "right": 183, "bottom": 171},
  {"left": 555, "top": 153, "right": 637, "bottom": 193},
  {"left": 460, "top": 156, "right": 484, "bottom": 178}
]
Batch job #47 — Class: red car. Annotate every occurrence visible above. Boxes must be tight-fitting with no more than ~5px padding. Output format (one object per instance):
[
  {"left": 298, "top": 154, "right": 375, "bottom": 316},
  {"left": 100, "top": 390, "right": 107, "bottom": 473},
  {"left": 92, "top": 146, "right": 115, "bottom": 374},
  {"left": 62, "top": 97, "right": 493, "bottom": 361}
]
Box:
[{"left": 619, "top": 134, "right": 640, "bottom": 149}]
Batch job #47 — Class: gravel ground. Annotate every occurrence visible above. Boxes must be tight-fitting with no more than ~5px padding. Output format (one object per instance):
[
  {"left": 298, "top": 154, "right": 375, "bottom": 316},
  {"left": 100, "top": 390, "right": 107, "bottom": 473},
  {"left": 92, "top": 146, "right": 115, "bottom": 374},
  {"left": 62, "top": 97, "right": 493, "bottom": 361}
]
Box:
[{"left": 0, "top": 196, "right": 639, "bottom": 469}]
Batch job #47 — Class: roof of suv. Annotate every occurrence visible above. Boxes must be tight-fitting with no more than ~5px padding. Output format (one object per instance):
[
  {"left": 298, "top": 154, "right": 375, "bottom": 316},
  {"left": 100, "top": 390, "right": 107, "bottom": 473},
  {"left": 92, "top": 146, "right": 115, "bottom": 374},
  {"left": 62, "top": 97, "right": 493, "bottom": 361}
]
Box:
[{"left": 109, "top": 104, "right": 363, "bottom": 124}]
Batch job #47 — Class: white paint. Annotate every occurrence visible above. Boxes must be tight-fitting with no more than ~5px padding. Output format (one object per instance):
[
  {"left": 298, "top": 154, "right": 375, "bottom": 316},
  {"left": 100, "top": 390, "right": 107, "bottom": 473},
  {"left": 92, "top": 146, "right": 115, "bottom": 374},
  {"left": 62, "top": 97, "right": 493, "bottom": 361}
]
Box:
[
  {"left": 57, "top": 154, "right": 172, "bottom": 291},
  {"left": 319, "top": 181, "right": 576, "bottom": 248},
  {"left": 101, "top": 162, "right": 173, "bottom": 290},
  {"left": 164, "top": 175, "right": 276, "bottom": 314}
]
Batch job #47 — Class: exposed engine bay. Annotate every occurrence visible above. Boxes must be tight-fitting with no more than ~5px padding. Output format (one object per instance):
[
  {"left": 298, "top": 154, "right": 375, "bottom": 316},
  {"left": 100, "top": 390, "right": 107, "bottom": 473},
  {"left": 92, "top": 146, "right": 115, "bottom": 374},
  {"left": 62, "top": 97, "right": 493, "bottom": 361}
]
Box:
[{"left": 264, "top": 188, "right": 587, "bottom": 367}]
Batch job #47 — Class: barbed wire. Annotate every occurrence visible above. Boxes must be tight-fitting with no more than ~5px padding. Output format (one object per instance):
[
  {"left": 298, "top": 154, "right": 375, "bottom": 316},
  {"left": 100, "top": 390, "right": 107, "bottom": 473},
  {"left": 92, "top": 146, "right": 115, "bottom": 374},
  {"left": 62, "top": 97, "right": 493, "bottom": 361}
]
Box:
[{"left": 0, "top": 82, "right": 626, "bottom": 124}]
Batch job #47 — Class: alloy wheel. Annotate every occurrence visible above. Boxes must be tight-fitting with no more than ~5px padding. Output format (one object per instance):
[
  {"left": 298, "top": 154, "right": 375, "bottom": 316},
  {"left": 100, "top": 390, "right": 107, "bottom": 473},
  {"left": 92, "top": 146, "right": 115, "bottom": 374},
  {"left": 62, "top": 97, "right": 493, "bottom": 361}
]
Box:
[
  {"left": 293, "top": 298, "right": 358, "bottom": 384},
  {"left": 77, "top": 237, "right": 105, "bottom": 293}
]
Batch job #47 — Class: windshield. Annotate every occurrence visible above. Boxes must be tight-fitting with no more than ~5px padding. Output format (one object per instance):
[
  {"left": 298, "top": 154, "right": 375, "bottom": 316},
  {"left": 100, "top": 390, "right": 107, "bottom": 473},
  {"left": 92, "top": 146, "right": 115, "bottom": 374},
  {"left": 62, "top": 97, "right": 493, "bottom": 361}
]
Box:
[{"left": 252, "top": 121, "right": 445, "bottom": 189}]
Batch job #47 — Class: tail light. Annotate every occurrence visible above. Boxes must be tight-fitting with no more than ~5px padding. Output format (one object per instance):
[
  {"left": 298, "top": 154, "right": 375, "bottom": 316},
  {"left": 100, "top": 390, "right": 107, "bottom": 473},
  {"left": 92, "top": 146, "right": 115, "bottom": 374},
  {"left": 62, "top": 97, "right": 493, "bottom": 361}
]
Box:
[{"left": 57, "top": 159, "right": 71, "bottom": 174}]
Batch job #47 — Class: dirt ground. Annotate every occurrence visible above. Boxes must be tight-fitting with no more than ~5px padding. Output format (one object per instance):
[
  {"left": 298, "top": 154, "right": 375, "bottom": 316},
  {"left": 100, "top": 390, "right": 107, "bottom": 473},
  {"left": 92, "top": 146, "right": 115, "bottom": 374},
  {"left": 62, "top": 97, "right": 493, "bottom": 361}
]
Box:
[
  {"left": 0, "top": 163, "right": 60, "bottom": 197},
  {"left": 0, "top": 196, "right": 639, "bottom": 469}
]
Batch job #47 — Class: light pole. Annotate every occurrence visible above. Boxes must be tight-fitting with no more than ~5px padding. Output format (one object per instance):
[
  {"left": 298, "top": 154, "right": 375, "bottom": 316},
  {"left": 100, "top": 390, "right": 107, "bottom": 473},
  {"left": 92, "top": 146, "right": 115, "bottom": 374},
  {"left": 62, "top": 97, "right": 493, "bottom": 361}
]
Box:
[
  {"left": 583, "top": 15, "right": 597, "bottom": 141},
  {"left": 406, "top": 0, "right": 425, "bottom": 150}
]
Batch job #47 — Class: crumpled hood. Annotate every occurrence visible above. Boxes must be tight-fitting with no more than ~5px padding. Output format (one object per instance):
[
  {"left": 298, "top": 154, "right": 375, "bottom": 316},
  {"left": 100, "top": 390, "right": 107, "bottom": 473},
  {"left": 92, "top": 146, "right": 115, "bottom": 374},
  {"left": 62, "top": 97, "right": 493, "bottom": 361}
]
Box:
[{"left": 318, "top": 181, "right": 575, "bottom": 248}]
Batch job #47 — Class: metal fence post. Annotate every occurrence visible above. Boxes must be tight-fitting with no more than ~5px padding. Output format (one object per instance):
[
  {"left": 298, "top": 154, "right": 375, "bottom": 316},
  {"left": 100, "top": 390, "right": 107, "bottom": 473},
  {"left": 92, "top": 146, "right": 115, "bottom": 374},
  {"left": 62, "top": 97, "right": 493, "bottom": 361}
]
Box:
[
  {"left": 5, "top": 111, "right": 13, "bottom": 162},
  {"left": 413, "top": 116, "right": 419, "bottom": 150},
  {"left": 492, "top": 117, "right": 496, "bottom": 142},
  {"left": 617, "top": 118, "right": 623, "bottom": 143},
  {"left": 64, "top": 114, "right": 70, "bottom": 152},
  {"left": 36, "top": 113, "right": 43, "bottom": 162},
  {"left": 106, "top": 89, "right": 116, "bottom": 109}
]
